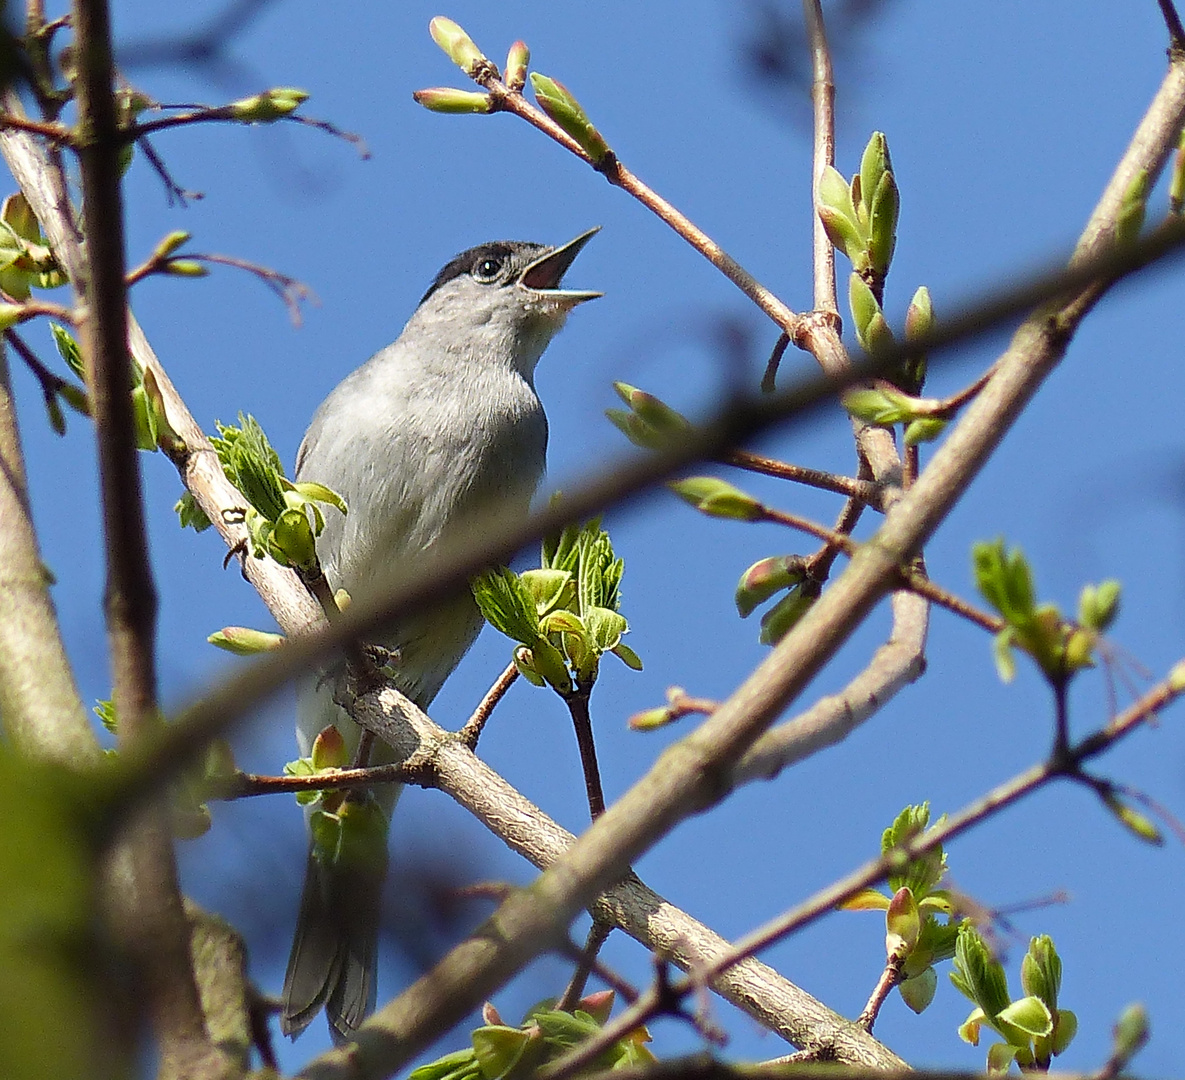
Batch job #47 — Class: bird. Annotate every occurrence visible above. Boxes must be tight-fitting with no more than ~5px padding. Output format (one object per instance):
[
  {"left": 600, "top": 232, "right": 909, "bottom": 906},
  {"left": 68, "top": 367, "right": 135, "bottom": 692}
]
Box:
[{"left": 280, "top": 228, "right": 601, "bottom": 1042}]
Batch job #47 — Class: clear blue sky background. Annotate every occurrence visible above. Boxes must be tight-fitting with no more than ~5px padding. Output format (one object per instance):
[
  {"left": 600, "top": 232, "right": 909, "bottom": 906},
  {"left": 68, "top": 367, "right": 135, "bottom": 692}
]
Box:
[{"left": 12, "top": 1, "right": 1185, "bottom": 1074}]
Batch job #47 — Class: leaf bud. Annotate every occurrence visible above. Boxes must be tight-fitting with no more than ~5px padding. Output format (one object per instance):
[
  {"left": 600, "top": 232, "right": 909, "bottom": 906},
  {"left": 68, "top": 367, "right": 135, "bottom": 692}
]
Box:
[
  {"left": 163, "top": 259, "right": 209, "bottom": 277},
  {"left": 529, "top": 73, "right": 612, "bottom": 165},
  {"left": 153, "top": 230, "right": 191, "bottom": 260},
  {"left": 1110, "top": 1003, "right": 1149, "bottom": 1065},
  {"left": 412, "top": 87, "right": 493, "bottom": 114},
  {"left": 735, "top": 554, "right": 807, "bottom": 618},
  {"left": 669, "top": 476, "right": 764, "bottom": 521},
  {"left": 859, "top": 131, "right": 893, "bottom": 219},
  {"left": 628, "top": 705, "right": 676, "bottom": 731},
  {"left": 311, "top": 724, "right": 348, "bottom": 770},
  {"left": 229, "top": 87, "right": 309, "bottom": 123},
  {"left": 898, "top": 967, "right": 937, "bottom": 1014},
  {"left": 429, "top": 17, "right": 489, "bottom": 77},
  {"left": 505, "top": 40, "right": 530, "bottom": 91},
  {"left": 207, "top": 625, "right": 285, "bottom": 655},
  {"left": 267, "top": 506, "right": 318, "bottom": 570},
  {"left": 904, "top": 417, "right": 946, "bottom": 445},
  {"left": 759, "top": 584, "right": 816, "bottom": 644},
  {"left": 905, "top": 285, "right": 933, "bottom": 341},
  {"left": 868, "top": 170, "right": 899, "bottom": 276}
]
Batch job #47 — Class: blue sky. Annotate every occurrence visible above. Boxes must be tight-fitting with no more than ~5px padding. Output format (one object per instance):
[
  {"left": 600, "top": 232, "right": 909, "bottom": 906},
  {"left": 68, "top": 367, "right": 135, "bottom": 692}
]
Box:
[{"left": 12, "top": 1, "right": 1185, "bottom": 1074}]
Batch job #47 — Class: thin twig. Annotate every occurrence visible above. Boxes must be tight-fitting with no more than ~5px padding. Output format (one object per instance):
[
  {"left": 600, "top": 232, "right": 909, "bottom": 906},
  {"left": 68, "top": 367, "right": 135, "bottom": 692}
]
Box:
[
  {"left": 855, "top": 953, "right": 904, "bottom": 1033},
  {"left": 803, "top": 0, "right": 838, "bottom": 316},
  {"left": 721, "top": 447, "right": 886, "bottom": 508},
  {"left": 564, "top": 686, "right": 606, "bottom": 819},
  {"left": 1158, "top": 0, "right": 1185, "bottom": 50},
  {"left": 0, "top": 111, "right": 70, "bottom": 140},
  {"left": 132, "top": 104, "right": 369, "bottom": 159},
  {"left": 223, "top": 761, "right": 415, "bottom": 798},
  {"left": 557, "top": 921, "right": 614, "bottom": 1012},
  {"left": 457, "top": 661, "right": 519, "bottom": 749},
  {"left": 187, "top": 252, "right": 315, "bottom": 325}
]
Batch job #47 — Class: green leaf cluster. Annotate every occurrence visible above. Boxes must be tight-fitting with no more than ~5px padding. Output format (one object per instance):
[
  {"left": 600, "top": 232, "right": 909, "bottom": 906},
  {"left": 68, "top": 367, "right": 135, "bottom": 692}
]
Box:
[
  {"left": 472, "top": 519, "right": 640, "bottom": 693},
  {"left": 409, "top": 994, "right": 654, "bottom": 1080},
  {"left": 973, "top": 539, "right": 1120, "bottom": 685},
  {"left": 193, "top": 414, "right": 347, "bottom": 571},
  {"left": 0, "top": 192, "right": 65, "bottom": 299},
  {"left": 951, "top": 926, "right": 1077, "bottom": 1072},
  {"left": 605, "top": 382, "right": 690, "bottom": 451},
  {"left": 840, "top": 804, "right": 958, "bottom": 1015}
]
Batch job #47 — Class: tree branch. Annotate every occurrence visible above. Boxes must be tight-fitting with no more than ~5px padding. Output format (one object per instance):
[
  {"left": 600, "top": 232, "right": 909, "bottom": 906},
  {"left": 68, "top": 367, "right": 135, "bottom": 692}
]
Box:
[{"left": 0, "top": 341, "right": 97, "bottom": 763}]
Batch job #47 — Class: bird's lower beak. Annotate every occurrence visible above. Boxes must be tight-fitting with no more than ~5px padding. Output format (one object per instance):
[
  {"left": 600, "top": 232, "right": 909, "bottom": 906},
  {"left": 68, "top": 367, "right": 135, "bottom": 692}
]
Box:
[{"left": 518, "top": 226, "right": 603, "bottom": 303}]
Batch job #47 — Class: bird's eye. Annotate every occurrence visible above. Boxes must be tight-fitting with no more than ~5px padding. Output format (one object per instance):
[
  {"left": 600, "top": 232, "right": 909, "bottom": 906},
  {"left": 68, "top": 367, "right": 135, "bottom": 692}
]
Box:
[{"left": 472, "top": 255, "right": 504, "bottom": 282}]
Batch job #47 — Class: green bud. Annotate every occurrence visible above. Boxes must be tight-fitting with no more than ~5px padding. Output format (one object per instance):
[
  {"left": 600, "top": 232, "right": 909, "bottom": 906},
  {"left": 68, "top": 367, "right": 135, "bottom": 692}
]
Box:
[
  {"left": 1171, "top": 131, "right": 1185, "bottom": 215},
  {"left": 153, "top": 230, "right": 190, "bottom": 260},
  {"left": 429, "top": 17, "right": 489, "bottom": 77},
  {"left": 898, "top": 967, "right": 937, "bottom": 1014},
  {"left": 1063, "top": 627, "right": 1096, "bottom": 671},
  {"left": 1102, "top": 790, "right": 1164, "bottom": 845},
  {"left": 905, "top": 285, "right": 933, "bottom": 341},
  {"left": 513, "top": 644, "right": 547, "bottom": 687},
  {"left": 412, "top": 87, "right": 492, "bottom": 114},
  {"left": 311, "top": 724, "right": 348, "bottom": 770},
  {"left": 529, "top": 73, "right": 612, "bottom": 165},
  {"left": 628, "top": 705, "right": 676, "bottom": 731},
  {"left": 1115, "top": 168, "right": 1149, "bottom": 245},
  {"left": 904, "top": 417, "right": 947, "bottom": 445},
  {"left": 669, "top": 476, "right": 764, "bottom": 521},
  {"left": 163, "top": 259, "right": 208, "bottom": 277},
  {"left": 842, "top": 385, "right": 926, "bottom": 427},
  {"left": 859, "top": 132, "right": 892, "bottom": 220},
  {"left": 848, "top": 273, "right": 883, "bottom": 350},
  {"left": 735, "top": 555, "right": 807, "bottom": 618},
  {"left": 1171, "top": 660, "right": 1185, "bottom": 691},
  {"left": 868, "top": 170, "right": 899, "bottom": 276},
  {"left": 759, "top": 584, "right": 816, "bottom": 644},
  {"left": 229, "top": 87, "right": 309, "bottom": 123},
  {"left": 885, "top": 886, "right": 921, "bottom": 956},
  {"left": 267, "top": 506, "right": 318, "bottom": 570},
  {"left": 130, "top": 384, "right": 158, "bottom": 451},
  {"left": 141, "top": 367, "right": 185, "bottom": 455},
  {"left": 607, "top": 382, "right": 690, "bottom": 449},
  {"left": 1078, "top": 579, "right": 1121, "bottom": 632},
  {"left": 207, "top": 626, "right": 285, "bottom": 655},
  {"left": 505, "top": 40, "right": 530, "bottom": 91},
  {"left": 1110, "top": 1004, "right": 1149, "bottom": 1065},
  {"left": 817, "top": 164, "right": 866, "bottom": 261}
]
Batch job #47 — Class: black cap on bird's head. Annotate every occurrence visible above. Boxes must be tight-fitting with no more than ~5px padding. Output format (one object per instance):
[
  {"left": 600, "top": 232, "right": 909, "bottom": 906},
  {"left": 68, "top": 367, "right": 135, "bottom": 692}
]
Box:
[{"left": 418, "top": 227, "right": 602, "bottom": 309}]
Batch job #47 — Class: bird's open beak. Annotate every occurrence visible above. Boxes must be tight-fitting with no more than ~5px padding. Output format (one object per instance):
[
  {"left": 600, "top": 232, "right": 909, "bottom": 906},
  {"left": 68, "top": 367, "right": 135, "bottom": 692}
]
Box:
[{"left": 518, "top": 226, "right": 603, "bottom": 303}]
